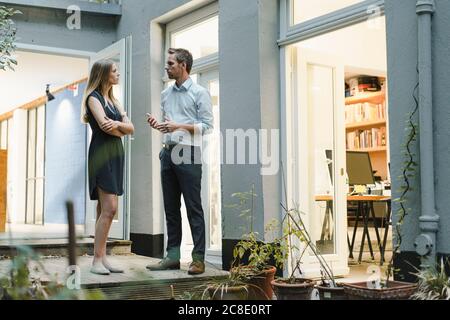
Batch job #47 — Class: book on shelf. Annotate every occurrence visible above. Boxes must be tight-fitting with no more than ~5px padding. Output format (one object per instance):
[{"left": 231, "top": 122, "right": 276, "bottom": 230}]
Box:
[
  {"left": 346, "top": 127, "right": 387, "bottom": 150},
  {"left": 345, "top": 101, "right": 386, "bottom": 124}
]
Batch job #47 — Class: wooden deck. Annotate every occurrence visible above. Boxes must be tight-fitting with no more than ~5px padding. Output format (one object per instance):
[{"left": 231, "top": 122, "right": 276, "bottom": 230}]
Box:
[{"left": 0, "top": 254, "right": 229, "bottom": 299}]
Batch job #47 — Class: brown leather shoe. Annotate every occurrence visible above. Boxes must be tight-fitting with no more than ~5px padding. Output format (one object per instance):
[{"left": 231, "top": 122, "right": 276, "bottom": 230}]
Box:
[
  {"left": 146, "top": 257, "right": 180, "bottom": 271},
  {"left": 188, "top": 261, "right": 205, "bottom": 275}
]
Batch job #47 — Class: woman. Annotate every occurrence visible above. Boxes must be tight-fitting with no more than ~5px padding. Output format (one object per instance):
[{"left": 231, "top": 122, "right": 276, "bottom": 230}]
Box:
[{"left": 81, "top": 59, "right": 134, "bottom": 275}]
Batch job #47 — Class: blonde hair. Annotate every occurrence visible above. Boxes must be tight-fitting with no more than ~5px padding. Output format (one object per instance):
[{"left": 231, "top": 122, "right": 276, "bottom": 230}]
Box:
[{"left": 81, "top": 59, "right": 124, "bottom": 123}]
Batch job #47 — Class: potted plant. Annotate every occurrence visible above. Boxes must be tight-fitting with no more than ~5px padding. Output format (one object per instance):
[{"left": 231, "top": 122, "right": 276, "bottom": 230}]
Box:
[
  {"left": 202, "top": 266, "right": 254, "bottom": 300},
  {"left": 269, "top": 206, "right": 317, "bottom": 300},
  {"left": 410, "top": 258, "right": 450, "bottom": 300},
  {"left": 179, "top": 264, "right": 269, "bottom": 301},
  {"left": 271, "top": 169, "right": 342, "bottom": 300},
  {"left": 233, "top": 220, "right": 284, "bottom": 300},
  {"left": 227, "top": 186, "right": 283, "bottom": 300}
]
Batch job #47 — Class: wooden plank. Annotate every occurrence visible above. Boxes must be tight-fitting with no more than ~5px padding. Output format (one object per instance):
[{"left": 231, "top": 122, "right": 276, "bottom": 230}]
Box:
[
  {"left": 345, "top": 92, "right": 385, "bottom": 105},
  {"left": 347, "top": 147, "right": 387, "bottom": 153},
  {"left": 316, "top": 195, "right": 390, "bottom": 202},
  {"left": 346, "top": 120, "right": 386, "bottom": 131},
  {"left": 0, "top": 150, "right": 7, "bottom": 233},
  {"left": 0, "top": 111, "right": 13, "bottom": 122}
]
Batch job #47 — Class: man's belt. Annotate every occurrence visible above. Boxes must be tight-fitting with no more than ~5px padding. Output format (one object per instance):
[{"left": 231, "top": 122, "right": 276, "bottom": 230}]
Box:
[{"left": 162, "top": 143, "right": 178, "bottom": 150}]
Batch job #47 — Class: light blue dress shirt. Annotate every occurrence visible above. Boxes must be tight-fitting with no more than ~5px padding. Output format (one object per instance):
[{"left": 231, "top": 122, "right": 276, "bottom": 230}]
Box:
[{"left": 161, "top": 77, "right": 214, "bottom": 147}]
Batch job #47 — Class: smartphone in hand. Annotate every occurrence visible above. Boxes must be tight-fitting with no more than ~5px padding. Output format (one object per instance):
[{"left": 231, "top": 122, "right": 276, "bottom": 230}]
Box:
[{"left": 146, "top": 113, "right": 159, "bottom": 128}]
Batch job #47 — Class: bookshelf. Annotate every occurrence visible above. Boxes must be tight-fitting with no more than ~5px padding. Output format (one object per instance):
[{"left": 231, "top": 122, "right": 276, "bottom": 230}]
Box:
[
  {"left": 345, "top": 91, "right": 388, "bottom": 180},
  {"left": 347, "top": 146, "right": 387, "bottom": 153},
  {"left": 346, "top": 119, "right": 386, "bottom": 131},
  {"left": 345, "top": 91, "right": 385, "bottom": 105}
]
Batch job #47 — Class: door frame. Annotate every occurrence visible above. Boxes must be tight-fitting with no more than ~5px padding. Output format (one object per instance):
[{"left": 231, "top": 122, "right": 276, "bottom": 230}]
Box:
[
  {"left": 85, "top": 37, "right": 132, "bottom": 240},
  {"left": 279, "top": 0, "right": 387, "bottom": 278},
  {"left": 282, "top": 49, "right": 349, "bottom": 276},
  {"left": 176, "top": 69, "right": 222, "bottom": 266},
  {"left": 197, "top": 69, "right": 221, "bottom": 260}
]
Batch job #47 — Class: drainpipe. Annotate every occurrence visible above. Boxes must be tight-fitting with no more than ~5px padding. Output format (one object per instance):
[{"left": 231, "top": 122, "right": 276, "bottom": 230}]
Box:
[{"left": 414, "top": 0, "right": 439, "bottom": 269}]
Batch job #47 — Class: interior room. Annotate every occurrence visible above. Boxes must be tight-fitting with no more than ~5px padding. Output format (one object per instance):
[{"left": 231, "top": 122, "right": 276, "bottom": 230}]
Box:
[
  {"left": 287, "top": 14, "right": 391, "bottom": 278},
  {"left": 0, "top": 50, "right": 89, "bottom": 239}
]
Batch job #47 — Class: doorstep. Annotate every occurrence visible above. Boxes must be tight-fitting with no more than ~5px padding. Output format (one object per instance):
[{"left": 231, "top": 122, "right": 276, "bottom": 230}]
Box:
[{"left": 0, "top": 238, "right": 132, "bottom": 257}]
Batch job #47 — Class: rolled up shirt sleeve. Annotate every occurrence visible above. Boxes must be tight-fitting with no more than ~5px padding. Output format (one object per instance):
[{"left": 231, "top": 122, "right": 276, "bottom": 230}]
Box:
[{"left": 195, "top": 89, "right": 214, "bottom": 135}]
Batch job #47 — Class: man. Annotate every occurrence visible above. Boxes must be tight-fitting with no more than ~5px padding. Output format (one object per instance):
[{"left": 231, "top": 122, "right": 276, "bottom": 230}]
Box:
[{"left": 146, "top": 48, "right": 214, "bottom": 275}]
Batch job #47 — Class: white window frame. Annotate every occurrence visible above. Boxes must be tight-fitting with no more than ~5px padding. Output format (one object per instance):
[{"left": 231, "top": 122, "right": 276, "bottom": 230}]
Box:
[
  {"left": 164, "top": 1, "right": 219, "bottom": 81},
  {"left": 280, "top": 0, "right": 385, "bottom": 46},
  {"left": 279, "top": 0, "right": 388, "bottom": 277}
]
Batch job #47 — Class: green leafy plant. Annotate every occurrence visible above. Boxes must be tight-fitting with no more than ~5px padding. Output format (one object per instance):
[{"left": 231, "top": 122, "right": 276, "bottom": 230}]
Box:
[
  {"left": 180, "top": 268, "right": 269, "bottom": 300},
  {"left": 411, "top": 259, "right": 450, "bottom": 300},
  {"left": 0, "top": 246, "right": 104, "bottom": 300},
  {"left": 227, "top": 185, "right": 284, "bottom": 276},
  {"left": 0, "top": 6, "right": 21, "bottom": 71},
  {"left": 233, "top": 219, "right": 285, "bottom": 275},
  {"left": 276, "top": 203, "right": 337, "bottom": 287},
  {"left": 385, "top": 76, "right": 420, "bottom": 285},
  {"left": 277, "top": 164, "right": 337, "bottom": 287},
  {"left": 200, "top": 270, "right": 251, "bottom": 300}
]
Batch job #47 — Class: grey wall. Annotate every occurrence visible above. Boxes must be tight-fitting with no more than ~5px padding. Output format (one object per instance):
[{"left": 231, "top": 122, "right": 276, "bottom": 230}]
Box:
[
  {"left": 116, "top": 0, "right": 281, "bottom": 242},
  {"left": 385, "top": 0, "right": 421, "bottom": 253},
  {"left": 386, "top": 0, "right": 450, "bottom": 255},
  {"left": 430, "top": 0, "right": 450, "bottom": 254},
  {"left": 44, "top": 82, "right": 87, "bottom": 225},
  {"left": 117, "top": 0, "right": 199, "bottom": 236},
  {"left": 219, "top": 0, "right": 265, "bottom": 238},
  {"left": 6, "top": 4, "right": 117, "bottom": 52},
  {"left": 220, "top": 0, "right": 281, "bottom": 240}
]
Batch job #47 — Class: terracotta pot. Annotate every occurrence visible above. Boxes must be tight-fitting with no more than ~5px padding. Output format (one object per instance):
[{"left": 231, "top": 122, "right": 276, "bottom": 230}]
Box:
[
  {"left": 242, "top": 266, "right": 277, "bottom": 300},
  {"left": 271, "top": 278, "right": 316, "bottom": 300},
  {"left": 207, "top": 285, "right": 249, "bottom": 300},
  {"left": 342, "top": 281, "right": 417, "bottom": 300},
  {"left": 316, "top": 283, "right": 347, "bottom": 300}
]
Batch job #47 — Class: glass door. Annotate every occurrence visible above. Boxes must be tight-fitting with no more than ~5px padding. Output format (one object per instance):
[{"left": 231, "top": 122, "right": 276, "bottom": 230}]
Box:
[
  {"left": 85, "top": 37, "right": 132, "bottom": 240},
  {"left": 199, "top": 70, "right": 222, "bottom": 266},
  {"left": 179, "top": 70, "right": 222, "bottom": 266},
  {"left": 290, "top": 47, "right": 349, "bottom": 277}
]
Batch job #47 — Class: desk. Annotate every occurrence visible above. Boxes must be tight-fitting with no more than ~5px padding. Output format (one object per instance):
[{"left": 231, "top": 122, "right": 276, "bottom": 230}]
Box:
[{"left": 315, "top": 195, "right": 391, "bottom": 265}]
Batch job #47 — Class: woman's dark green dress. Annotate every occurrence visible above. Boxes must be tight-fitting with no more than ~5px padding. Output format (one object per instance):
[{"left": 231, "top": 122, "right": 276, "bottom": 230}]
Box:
[{"left": 86, "top": 90, "right": 124, "bottom": 200}]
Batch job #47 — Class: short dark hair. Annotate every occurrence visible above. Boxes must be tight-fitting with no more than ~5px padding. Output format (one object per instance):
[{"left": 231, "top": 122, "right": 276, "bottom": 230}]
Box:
[{"left": 168, "top": 48, "right": 193, "bottom": 74}]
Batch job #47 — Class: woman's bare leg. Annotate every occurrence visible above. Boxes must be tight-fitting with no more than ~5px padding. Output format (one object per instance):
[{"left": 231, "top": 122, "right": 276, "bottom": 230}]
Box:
[
  {"left": 96, "top": 201, "right": 101, "bottom": 222},
  {"left": 93, "top": 188, "right": 117, "bottom": 266}
]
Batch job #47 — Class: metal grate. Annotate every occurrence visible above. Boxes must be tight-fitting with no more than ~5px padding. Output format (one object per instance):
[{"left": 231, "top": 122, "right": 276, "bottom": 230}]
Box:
[{"left": 84, "top": 278, "right": 226, "bottom": 300}]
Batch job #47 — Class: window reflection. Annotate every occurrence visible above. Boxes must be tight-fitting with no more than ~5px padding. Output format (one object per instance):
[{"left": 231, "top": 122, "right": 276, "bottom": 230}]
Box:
[
  {"left": 171, "top": 16, "right": 219, "bottom": 60},
  {"left": 292, "top": 0, "right": 364, "bottom": 25}
]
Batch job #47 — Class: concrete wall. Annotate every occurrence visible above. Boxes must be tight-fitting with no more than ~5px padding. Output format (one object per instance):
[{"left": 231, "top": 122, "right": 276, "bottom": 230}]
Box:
[
  {"left": 385, "top": 0, "right": 421, "bottom": 277},
  {"left": 115, "top": 0, "right": 180, "bottom": 237},
  {"left": 116, "top": 0, "right": 223, "bottom": 256},
  {"left": 430, "top": 0, "right": 450, "bottom": 255},
  {"left": 116, "top": 0, "right": 281, "bottom": 259},
  {"left": 44, "top": 83, "right": 87, "bottom": 225},
  {"left": 386, "top": 0, "right": 450, "bottom": 277},
  {"left": 220, "top": 0, "right": 280, "bottom": 240},
  {"left": 5, "top": 3, "right": 118, "bottom": 52}
]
